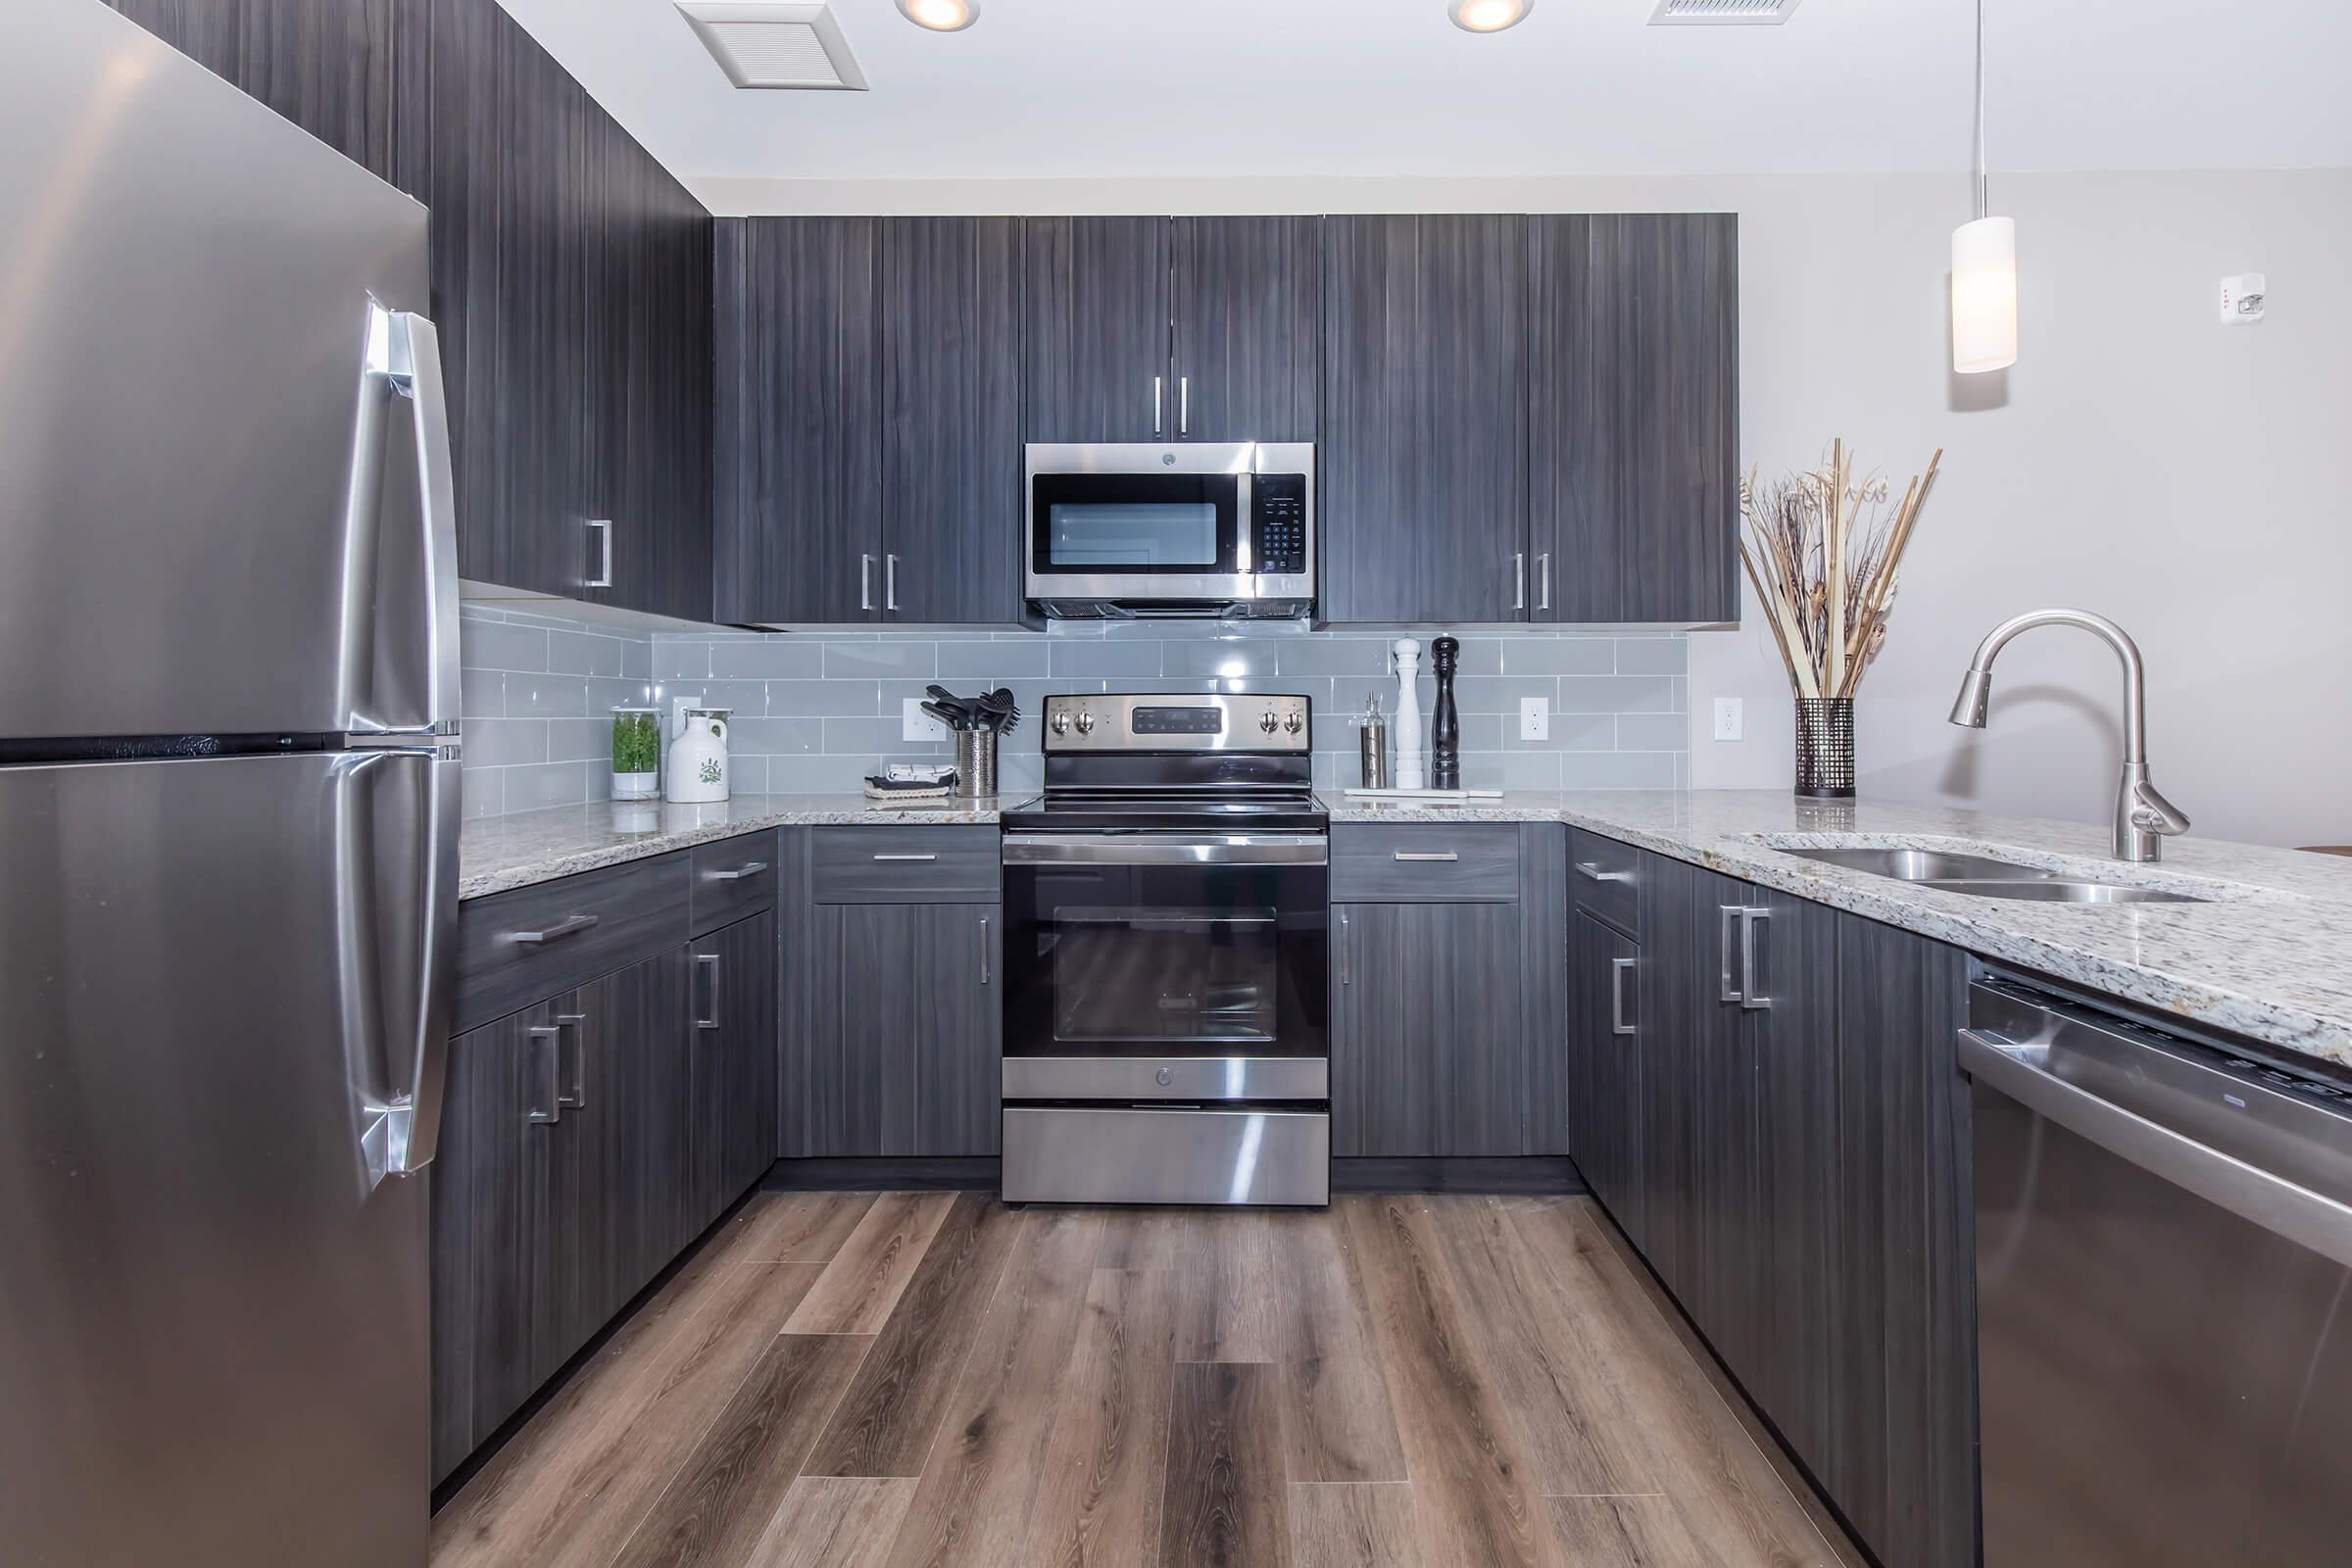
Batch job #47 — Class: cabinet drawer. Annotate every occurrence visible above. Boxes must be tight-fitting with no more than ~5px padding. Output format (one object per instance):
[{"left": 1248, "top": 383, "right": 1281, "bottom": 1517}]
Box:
[
  {"left": 1568, "top": 828, "right": 1642, "bottom": 937},
  {"left": 455, "top": 853, "right": 690, "bottom": 1031},
  {"left": 690, "top": 831, "right": 777, "bottom": 934},
  {"left": 810, "top": 825, "right": 1001, "bottom": 903},
  {"left": 1330, "top": 823, "right": 1521, "bottom": 903}
]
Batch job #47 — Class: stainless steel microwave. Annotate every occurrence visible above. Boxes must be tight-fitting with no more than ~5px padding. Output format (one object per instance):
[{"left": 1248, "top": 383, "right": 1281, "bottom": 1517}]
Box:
[{"left": 1023, "top": 442, "right": 1314, "bottom": 618}]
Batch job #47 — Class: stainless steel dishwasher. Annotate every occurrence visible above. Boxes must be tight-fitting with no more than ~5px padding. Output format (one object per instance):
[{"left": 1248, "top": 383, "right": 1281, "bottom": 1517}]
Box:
[{"left": 1963, "top": 979, "right": 2352, "bottom": 1566}]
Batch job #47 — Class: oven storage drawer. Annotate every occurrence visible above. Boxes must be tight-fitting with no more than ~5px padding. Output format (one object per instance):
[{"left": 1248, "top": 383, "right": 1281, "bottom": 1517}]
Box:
[
  {"left": 810, "top": 825, "right": 1001, "bottom": 903},
  {"left": 1003, "top": 1106, "right": 1330, "bottom": 1206},
  {"left": 1004, "top": 1055, "right": 1328, "bottom": 1102},
  {"left": 1330, "top": 823, "right": 1521, "bottom": 902}
]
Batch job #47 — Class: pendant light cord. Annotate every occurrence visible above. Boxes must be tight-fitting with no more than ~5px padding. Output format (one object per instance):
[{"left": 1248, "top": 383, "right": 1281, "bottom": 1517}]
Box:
[{"left": 1973, "top": 0, "right": 1989, "bottom": 221}]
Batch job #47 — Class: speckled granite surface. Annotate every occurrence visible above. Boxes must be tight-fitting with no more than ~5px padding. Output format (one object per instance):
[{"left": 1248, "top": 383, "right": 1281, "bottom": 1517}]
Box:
[
  {"left": 459, "top": 794, "right": 1003, "bottom": 901},
  {"left": 1328, "top": 790, "right": 2352, "bottom": 1068},
  {"left": 463, "top": 787, "right": 2352, "bottom": 1069}
]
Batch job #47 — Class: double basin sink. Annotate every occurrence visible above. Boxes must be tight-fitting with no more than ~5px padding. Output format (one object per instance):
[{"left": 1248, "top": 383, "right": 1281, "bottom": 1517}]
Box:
[{"left": 1773, "top": 845, "right": 2210, "bottom": 905}]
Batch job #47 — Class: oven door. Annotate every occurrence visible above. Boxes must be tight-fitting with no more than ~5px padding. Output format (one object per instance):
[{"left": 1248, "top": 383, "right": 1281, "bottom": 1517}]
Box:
[{"left": 1001, "top": 832, "right": 1328, "bottom": 1100}]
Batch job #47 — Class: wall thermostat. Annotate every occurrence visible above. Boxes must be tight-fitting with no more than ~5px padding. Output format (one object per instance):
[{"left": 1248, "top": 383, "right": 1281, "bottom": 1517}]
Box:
[{"left": 2221, "top": 273, "right": 2267, "bottom": 325}]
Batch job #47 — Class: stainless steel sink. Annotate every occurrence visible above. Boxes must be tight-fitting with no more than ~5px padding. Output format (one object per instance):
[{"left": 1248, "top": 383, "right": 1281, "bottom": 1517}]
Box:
[
  {"left": 1918, "top": 879, "right": 2206, "bottom": 905},
  {"left": 1772, "top": 843, "right": 2213, "bottom": 905},
  {"left": 1778, "top": 846, "right": 2054, "bottom": 882}
]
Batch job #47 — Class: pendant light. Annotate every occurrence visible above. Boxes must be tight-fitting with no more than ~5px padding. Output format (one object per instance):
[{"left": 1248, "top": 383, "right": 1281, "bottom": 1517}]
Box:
[{"left": 1951, "top": 0, "right": 2017, "bottom": 372}]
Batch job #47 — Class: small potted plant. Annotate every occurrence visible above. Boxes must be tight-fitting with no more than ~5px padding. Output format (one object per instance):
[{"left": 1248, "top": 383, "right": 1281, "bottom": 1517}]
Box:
[
  {"left": 611, "top": 707, "right": 661, "bottom": 802},
  {"left": 1740, "top": 441, "right": 1942, "bottom": 799}
]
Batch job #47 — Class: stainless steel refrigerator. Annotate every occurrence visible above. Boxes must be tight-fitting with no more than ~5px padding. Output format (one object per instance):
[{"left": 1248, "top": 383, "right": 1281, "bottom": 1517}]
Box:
[{"left": 0, "top": 4, "right": 459, "bottom": 1562}]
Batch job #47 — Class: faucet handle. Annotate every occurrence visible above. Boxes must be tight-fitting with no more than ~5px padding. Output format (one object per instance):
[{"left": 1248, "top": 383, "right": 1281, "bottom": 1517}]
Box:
[{"left": 2130, "top": 779, "right": 2191, "bottom": 837}]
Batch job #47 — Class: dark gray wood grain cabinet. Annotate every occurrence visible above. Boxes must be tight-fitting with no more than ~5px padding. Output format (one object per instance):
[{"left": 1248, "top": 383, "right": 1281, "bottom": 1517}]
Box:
[
  {"left": 714, "top": 217, "right": 1026, "bottom": 625},
  {"left": 711, "top": 217, "right": 881, "bottom": 624},
  {"left": 1563, "top": 834, "right": 1979, "bottom": 1568},
  {"left": 1169, "top": 216, "right": 1321, "bottom": 442},
  {"left": 781, "top": 825, "right": 1004, "bottom": 1158},
  {"left": 1320, "top": 215, "right": 1530, "bottom": 623},
  {"left": 689, "top": 910, "right": 781, "bottom": 1228},
  {"left": 1019, "top": 217, "right": 1173, "bottom": 443},
  {"left": 1329, "top": 821, "right": 1539, "bottom": 1157},
  {"left": 1529, "top": 214, "right": 1740, "bottom": 625}
]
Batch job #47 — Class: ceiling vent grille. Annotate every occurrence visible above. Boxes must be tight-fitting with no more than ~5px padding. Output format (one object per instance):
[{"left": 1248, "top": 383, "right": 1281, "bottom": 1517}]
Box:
[
  {"left": 675, "top": 3, "right": 869, "bottom": 91},
  {"left": 1650, "top": 0, "right": 1804, "bottom": 23}
]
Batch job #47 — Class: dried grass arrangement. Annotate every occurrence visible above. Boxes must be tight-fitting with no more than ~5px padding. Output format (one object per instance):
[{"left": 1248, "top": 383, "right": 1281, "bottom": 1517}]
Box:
[{"left": 1740, "top": 441, "right": 1943, "bottom": 700}]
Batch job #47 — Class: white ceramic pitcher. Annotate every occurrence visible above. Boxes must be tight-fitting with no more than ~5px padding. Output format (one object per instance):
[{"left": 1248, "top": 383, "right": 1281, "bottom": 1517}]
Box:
[{"left": 665, "top": 710, "right": 730, "bottom": 803}]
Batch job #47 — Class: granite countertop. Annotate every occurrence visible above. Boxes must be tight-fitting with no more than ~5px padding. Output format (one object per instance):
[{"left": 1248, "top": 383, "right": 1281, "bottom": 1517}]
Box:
[
  {"left": 459, "top": 793, "right": 1003, "bottom": 901},
  {"left": 1327, "top": 789, "right": 2352, "bottom": 1069},
  {"left": 461, "top": 786, "right": 2352, "bottom": 1071}
]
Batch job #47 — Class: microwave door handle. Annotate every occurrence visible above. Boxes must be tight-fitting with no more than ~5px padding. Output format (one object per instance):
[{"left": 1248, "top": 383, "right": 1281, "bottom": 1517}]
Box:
[{"left": 1236, "top": 472, "right": 1252, "bottom": 572}]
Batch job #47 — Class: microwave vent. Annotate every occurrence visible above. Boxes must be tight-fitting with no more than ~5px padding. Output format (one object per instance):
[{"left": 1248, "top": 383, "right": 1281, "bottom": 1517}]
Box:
[
  {"left": 674, "top": 3, "right": 869, "bottom": 91},
  {"left": 1649, "top": 0, "right": 1803, "bottom": 23}
]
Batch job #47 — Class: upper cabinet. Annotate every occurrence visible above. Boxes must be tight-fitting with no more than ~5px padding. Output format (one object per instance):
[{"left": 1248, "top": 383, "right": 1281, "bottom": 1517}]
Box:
[
  {"left": 1018, "top": 218, "right": 1172, "bottom": 443},
  {"left": 1169, "top": 217, "right": 1321, "bottom": 443},
  {"left": 1321, "top": 215, "right": 1530, "bottom": 624},
  {"left": 713, "top": 217, "right": 1025, "bottom": 626},
  {"left": 1530, "top": 214, "right": 1740, "bottom": 626},
  {"left": 1020, "top": 217, "right": 1321, "bottom": 445}
]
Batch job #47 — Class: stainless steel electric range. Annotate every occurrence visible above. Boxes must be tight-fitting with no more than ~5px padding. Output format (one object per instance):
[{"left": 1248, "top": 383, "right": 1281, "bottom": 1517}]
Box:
[{"left": 999, "top": 692, "right": 1329, "bottom": 1206}]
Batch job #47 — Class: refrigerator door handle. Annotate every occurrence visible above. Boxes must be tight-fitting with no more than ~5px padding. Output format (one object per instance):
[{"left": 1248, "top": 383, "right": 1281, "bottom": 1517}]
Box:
[{"left": 369, "top": 309, "right": 463, "bottom": 1175}]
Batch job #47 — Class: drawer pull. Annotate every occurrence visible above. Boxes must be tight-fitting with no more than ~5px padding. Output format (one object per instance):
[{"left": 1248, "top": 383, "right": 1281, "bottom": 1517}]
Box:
[
  {"left": 1394, "top": 851, "right": 1459, "bottom": 862},
  {"left": 1611, "top": 956, "right": 1638, "bottom": 1036},
  {"left": 873, "top": 853, "right": 939, "bottom": 862},
  {"left": 513, "top": 912, "right": 599, "bottom": 945},
  {"left": 1575, "top": 860, "right": 1633, "bottom": 884},
  {"left": 710, "top": 860, "right": 768, "bottom": 882}
]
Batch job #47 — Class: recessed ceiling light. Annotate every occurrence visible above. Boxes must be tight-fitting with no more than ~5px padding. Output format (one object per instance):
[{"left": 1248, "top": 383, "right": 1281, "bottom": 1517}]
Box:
[
  {"left": 1449, "top": 0, "right": 1534, "bottom": 32},
  {"left": 897, "top": 0, "right": 979, "bottom": 31}
]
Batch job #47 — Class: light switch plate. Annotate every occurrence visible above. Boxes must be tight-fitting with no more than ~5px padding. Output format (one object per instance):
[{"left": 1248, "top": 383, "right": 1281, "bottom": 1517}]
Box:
[
  {"left": 1519, "top": 696, "right": 1549, "bottom": 741},
  {"left": 1713, "top": 697, "right": 1744, "bottom": 741},
  {"left": 903, "top": 697, "right": 950, "bottom": 743}
]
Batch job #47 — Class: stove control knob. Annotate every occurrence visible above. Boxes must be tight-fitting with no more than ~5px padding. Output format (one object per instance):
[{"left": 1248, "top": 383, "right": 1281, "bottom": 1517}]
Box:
[
  {"left": 1284, "top": 711, "right": 1303, "bottom": 735},
  {"left": 1258, "top": 710, "right": 1279, "bottom": 733},
  {"left": 1075, "top": 710, "right": 1096, "bottom": 734},
  {"left": 1050, "top": 710, "right": 1070, "bottom": 735}
]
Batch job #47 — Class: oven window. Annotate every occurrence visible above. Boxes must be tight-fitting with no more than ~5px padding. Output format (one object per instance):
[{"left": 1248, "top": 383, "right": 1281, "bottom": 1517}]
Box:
[
  {"left": 1048, "top": 504, "right": 1218, "bottom": 568},
  {"left": 1049, "top": 905, "right": 1278, "bottom": 1045}
]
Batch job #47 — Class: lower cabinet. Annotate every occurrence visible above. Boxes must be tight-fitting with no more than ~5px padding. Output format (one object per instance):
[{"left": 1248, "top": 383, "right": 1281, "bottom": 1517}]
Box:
[
  {"left": 1566, "top": 835, "right": 1977, "bottom": 1568},
  {"left": 431, "top": 864, "right": 778, "bottom": 1484},
  {"left": 791, "top": 901, "right": 1001, "bottom": 1157},
  {"left": 1333, "top": 900, "right": 1526, "bottom": 1155}
]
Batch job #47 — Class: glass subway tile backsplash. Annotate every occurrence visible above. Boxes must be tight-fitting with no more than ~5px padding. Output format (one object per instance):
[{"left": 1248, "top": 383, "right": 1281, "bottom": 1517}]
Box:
[{"left": 459, "top": 606, "right": 1689, "bottom": 817}]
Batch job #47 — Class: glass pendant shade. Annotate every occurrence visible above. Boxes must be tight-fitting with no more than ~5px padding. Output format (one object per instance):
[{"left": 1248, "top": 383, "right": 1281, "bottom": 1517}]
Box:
[{"left": 1951, "top": 215, "right": 2018, "bottom": 373}]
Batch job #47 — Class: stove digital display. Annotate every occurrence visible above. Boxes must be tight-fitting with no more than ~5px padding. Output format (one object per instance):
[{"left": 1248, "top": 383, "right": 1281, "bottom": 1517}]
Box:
[{"left": 1130, "top": 706, "right": 1225, "bottom": 736}]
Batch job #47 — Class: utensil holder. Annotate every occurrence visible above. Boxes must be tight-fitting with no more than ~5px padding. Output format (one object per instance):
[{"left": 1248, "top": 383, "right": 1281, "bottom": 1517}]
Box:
[
  {"left": 954, "top": 729, "right": 998, "bottom": 800},
  {"left": 1793, "top": 697, "right": 1856, "bottom": 800}
]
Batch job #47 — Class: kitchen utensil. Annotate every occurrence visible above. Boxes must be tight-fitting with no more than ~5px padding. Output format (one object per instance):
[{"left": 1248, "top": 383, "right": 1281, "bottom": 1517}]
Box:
[{"left": 921, "top": 700, "right": 967, "bottom": 732}]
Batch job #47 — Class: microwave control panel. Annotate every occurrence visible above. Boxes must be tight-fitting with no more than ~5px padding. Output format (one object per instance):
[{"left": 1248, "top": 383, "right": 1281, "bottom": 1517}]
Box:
[{"left": 1250, "top": 474, "right": 1309, "bottom": 575}]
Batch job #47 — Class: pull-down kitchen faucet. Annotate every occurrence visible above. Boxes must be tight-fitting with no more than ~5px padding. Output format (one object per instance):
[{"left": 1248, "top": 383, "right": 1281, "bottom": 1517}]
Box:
[{"left": 1948, "top": 609, "right": 2190, "bottom": 862}]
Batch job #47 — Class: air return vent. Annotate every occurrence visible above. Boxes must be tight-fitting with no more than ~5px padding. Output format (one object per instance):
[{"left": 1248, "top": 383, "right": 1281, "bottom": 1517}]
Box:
[
  {"left": 1650, "top": 0, "right": 1805, "bottom": 23},
  {"left": 675, "top": 3, "right": 869, "bottom": 91}
]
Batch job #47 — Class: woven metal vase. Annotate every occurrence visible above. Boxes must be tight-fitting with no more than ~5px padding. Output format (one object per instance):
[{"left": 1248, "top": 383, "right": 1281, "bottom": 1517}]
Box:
[{"left": 1792, "top": 698, "right": 1857, "bottom": 800}]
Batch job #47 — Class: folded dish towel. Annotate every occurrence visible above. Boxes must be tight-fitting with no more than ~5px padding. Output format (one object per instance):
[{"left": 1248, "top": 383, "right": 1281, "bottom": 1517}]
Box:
[{"left": 863, "top": 774, "right": 956, "bottom": 803}]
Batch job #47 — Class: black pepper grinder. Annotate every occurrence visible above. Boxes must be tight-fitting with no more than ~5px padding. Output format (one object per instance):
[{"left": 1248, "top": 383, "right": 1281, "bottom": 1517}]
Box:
[{"left": 1430, "top": 635, "right": 1461, "bottom": 791}]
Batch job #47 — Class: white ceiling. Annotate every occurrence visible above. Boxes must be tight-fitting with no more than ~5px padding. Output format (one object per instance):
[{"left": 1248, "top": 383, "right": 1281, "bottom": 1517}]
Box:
[{"left": 496, "top": 0, "right": 2352, "bottom": 203}]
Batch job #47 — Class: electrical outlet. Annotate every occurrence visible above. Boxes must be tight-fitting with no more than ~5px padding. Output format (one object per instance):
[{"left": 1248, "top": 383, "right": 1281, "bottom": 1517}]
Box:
[
  {"left": 1713, "top": 697, "right": 1744, "bottom": 742},
  {"left": 1519, "top": 696, "right": 1549, "bottom": 742},
  {"left": 903, "top": 696, "right": 950, "bottom": 744}
]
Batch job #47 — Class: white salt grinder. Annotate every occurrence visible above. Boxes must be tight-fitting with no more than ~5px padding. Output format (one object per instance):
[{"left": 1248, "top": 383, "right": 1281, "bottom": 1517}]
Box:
[{"left": 1392, "top": 637, "right": 1426, "bottom": 791}]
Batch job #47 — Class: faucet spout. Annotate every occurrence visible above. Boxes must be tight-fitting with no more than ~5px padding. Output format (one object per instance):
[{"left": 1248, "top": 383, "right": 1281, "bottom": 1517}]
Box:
[{"left": 1946, "top": 608, "right": 2187, "bottom": 861}]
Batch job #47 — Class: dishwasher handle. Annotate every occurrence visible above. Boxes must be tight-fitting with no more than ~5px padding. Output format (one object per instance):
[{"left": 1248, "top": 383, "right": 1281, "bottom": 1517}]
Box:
[{"left": 1959, "top": 1026, "right": 2352, "bottom": 1272}]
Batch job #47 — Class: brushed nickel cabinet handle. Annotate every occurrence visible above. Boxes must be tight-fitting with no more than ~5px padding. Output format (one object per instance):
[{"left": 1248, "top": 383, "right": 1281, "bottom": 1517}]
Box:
[
  {"left": 1574, "top": 860, "right": 1633, "bottom": 884},
  {"left": 514, "top": 912, "right": 598, "bottom": 945},
  {"left": 1539, "top": 552, "right": 1551, "bottom": 612},
  {"left": 1719, "top": 906, "right": 1743, "bottom": 1004},
  {"left": 1394, "top": 851, "right": 1459, "bottom": 862},
  {"left": 555, "top": 1011, "right": 588, "bottom": 1110},
  {"left": 979, "top": 915, "right": 990, "bottom": 986},
  {"left": 585, "top": 519, "right": 612, "bottom": 589},
  {"left": 1611, "top": 956, "right": 1638, "bottom": 1036},
  {"left": 710, "top": 860, "right": 768, "bottom": 882},
  {"left": 1153, "top": 375, "right": 1163, "bottom": 435},
  {"left": 695, "top": 954, "right": 721, "bottom": 1030},
  {"left": 885, "top": 554, "right": 899, "bottom": 612},
  {"left": 872, "top": 853, "right": 938, "bottom": 862},
  {"left": 1740, "top": 908, "right": 1772, "bottom": 1011},
  {"left": 1179, "top": 375, "right": 1190, "bottom": 436},
  {"left": 1339, "top": 908, "right": 1350, "bottom": 987},
  {"left": 860, "top": 554, "right": 874, "bottom": 612},
  {"left": 526, "top": 1025, "right": 562, "bottom": 1125},
  {"left": 1513, "top": 552, "right": 1526, "bottom": 612}
]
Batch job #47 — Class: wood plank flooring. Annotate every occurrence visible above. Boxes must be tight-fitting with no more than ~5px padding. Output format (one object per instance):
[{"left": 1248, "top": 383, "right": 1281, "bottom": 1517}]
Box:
[{"left": 433, "top": 1193, "right": 1854, "bottom": 1568}]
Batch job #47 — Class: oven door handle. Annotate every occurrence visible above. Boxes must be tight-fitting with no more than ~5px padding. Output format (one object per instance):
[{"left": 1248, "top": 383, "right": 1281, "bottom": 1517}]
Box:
[{"left": 1002, "top": 833, "right": 1329, "bottom": 866}]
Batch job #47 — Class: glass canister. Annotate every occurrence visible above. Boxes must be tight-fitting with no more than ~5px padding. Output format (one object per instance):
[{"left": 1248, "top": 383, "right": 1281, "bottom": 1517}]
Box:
[{"left": 611, "top": 707, "right": 662, "bottom": 801}]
